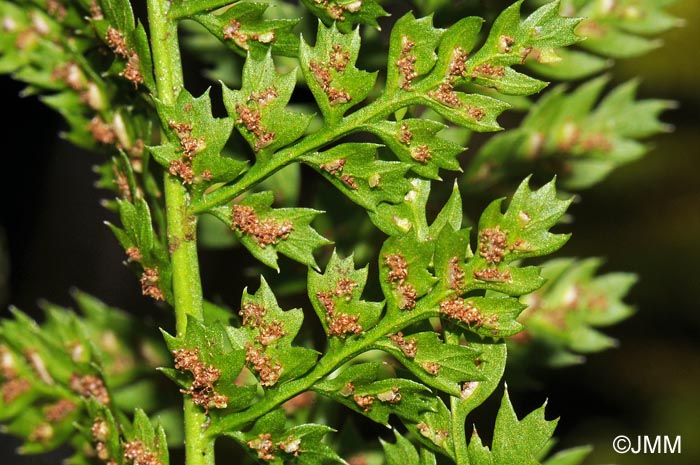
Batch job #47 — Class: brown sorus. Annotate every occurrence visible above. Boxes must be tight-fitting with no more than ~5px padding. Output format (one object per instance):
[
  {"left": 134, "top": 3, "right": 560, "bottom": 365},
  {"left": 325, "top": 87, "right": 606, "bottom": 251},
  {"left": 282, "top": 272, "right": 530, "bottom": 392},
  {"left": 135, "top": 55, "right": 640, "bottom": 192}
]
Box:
[
  {"left": 320, "top": 158, "right": 346, "bottom": 175},
  {"left": 140, "top": 267, "right": 165, "bottom": 301},
  {"left": 471, "top": 63, "right": 506, "bottom": 78},
  {"left": 123, "top": 440, "right": 161, "bottom": 465},
  {"left": 384, "top": 253, "right": 409, "bottom": 284},
  {"left": 1, "top": 378, "right": 31, "bottom": 403},
  {"left": 398, "top": 283, "right": 417, "bottom": 310},
  {"left": 353, "top": 394, "right": 374, "bottom": 412},
  {"left": 473, "top": 267, "right": 512, "bottom": 283},
  {"left": 88, "top": 116, "right": 116, "bottom": 145},
  {"left": 448, "top": 257, "right": 465, "bottom": 291},
  {"left": 329, "top": 44, "right": 350, "bottom": 71},
  {"left": 340, "top": 174, "right": 359, "bottom": 189},
  {"left": 327, "top": 311, "right": 362, "bottom": 337},
  {"left": 428, "top": 81, "right": 461, "bottom": 108},
  {"left": 69, "top": 374, "right": 110, "bottom": 404},
  {"left": 245, "top": 344, "right": 282, "bottom": 386},
  {"left": 411, "top": 145, "right": 431, "bottom": 163},
  {"left": 421, "top": 361, "right": 441, "bottom": 376},
  {"left": 231, "top": 205, "right": 294, "bottom": 247},
  {"left": 105, "top": 27, "right": 128, "bottom": 58},
  {"left": 396, "top": 35, "right": 418, "bottom": 90},
  {"left": 399, "top": 122, "right": 413, "bottom": 145},
  {"left": 248, "top": 433, "right": 275, "bottom": 461},
  {"left": 390, "top": 332, "right": 417, "bottom": 358},
  {"left": 439, "top": 297, "right": 482, "bottom": 326},
  {"left": 449, "top": 47, "right": 469, "bottom": 78},
  {"left": 44, "top": 399, "right": 77, "bottom": 422},
  {"left": 479, "top": 226, "right": 508, "bottom": 264}
]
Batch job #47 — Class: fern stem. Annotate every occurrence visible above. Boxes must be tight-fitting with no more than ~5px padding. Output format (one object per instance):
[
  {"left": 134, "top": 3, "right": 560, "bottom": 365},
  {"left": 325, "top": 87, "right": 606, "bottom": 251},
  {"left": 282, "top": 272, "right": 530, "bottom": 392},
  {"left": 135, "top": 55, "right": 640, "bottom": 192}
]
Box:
[{"left": 146, "top": 0, "right": 212, "bottom": 464}]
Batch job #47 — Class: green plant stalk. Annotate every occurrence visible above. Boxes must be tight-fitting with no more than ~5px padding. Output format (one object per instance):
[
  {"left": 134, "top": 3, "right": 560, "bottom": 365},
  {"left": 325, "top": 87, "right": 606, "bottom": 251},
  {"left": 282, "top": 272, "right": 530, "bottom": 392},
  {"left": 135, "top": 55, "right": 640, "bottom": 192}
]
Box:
[{"left": 146, "top": 0, "right": 212, "bottom": 464}]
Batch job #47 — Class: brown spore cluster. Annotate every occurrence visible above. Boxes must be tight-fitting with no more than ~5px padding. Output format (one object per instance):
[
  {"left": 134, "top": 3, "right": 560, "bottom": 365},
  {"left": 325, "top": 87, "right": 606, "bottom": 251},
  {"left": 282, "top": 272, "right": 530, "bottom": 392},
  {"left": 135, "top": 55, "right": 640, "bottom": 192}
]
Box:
[
  {"left": 473, "top": 267, "right": 512, "bottom": 283},
  {"left": 91, "top": 418, "right": 114, "bottom": 462},
  {"left": 439, "top": 297, "right": 482, "bottom": 327},
  {"left": 140, "top": 267, "right": 165, "bottom": 301},
  {"left": 309, "top": 44, "right": 353, "bottom": 105},
  {"left": 399, "top": 122, "right": 413, "bottom": 144},
  {"left": 223, "top": 20, "right": 248, "bottom": 48},
  {"left": 88, "top": 116, "right": 116, "bottom": 145},
  {"left": 245, "top": 344, "right": 282, "bottom": 386},
  {"left": 449, "top": 47, "right": 469, "bottom": 78},
  {"left": 479, "top": 226, "right": 508, "bottom": 264},
  {"left": 353, "top": 394, "right": 374, "bottom": 412},
  {"left": 396, "top": 35, "right": 417, "bottom": 90},
  {"left": 123, "top": 440, "right": 162, "bottom": 465},
  {"left": 390, "top": 332, "right": 417, "bottom": 358},
  {"left": 166, "top": 119, "right": 207, "bottom": 184},
  {"left": 448, "top": 257, "right": 465, "bottom": 291},
  {"left": 427, "top": 46, "right": 486, "bottom": 121},
  {"left": 421, "top": 361, "right": 441, "bottom": 376},
  {"left": 498, "top": 35, "right": 515, "bottom": 53},
  {"left": 471, "top": 63, "right": 506, "bottom": 78},
  {"left": 312, "top": 0, "right": 363, "bottom": 21},
  {"left": 248, "top": 433, "right": 276, "bottom": 461},
  {"left": 319, "top": 158, "right": 346, "bottom": 175},
  {"left": 411, "top": 144, "right": 431, "bottom": 163},
  {"left": 384, "top": 253, "right": 417, "bottom": 310},
  {"left": 239, "top": 303, "right": 286, "bottom": 346},
  {"left": 316, "top": 277, "right": 362, "bottom": 337},
  {"left": 173, "top": 347, "right": 228, "bottom": 411},
  {"left": 105, "top": 27, "right": 143, "bottom": 87},
  {"left": 69, "top": 373, "right": 110, "bottom": 404},
  {"left": 1, "top": 378, "right": 31, "bottom": 404},
  {"left": 231, "top": 205, "right": 294, "bottom": 248},
  {"left": 126, "top": 247, "right": 142, "bottom": 263},
  {"left": 44, "top": 399, "right": 76, "bottom": 422},
  {"left": 319, "top": 158, "right": 358, "bottom": 190},
  {"left": 377, "top": 386, "right": 402, "bottom": 403}
]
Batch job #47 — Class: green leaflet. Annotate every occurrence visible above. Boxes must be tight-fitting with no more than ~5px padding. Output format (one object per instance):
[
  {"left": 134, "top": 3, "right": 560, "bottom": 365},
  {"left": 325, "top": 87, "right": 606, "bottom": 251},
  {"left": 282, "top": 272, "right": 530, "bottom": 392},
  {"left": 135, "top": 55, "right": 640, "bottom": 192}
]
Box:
[
  {"left": 302, "top": 144, "right": 412, "bottom": 212},
  {"left": 466, "top": 77, "right": 673, "bottom": 190},
  {"left": 223, "top": 51, "right": 313, "bottom": 156},
  {"left": 542, "top": 445, "right": 593, "bottom": 465},
  {"left": 300, "top": 0, "right": 388, "bottom": 33},
  {"left": 93, "top": 1, "right": 156, "bottom": 91},
  {"left": 365, "top": 119, "right": 464, "bottom": 180},
  {"left": 374, "top": 332, "right": 483, "bottom": 396},
  {"left": 529, "top": 0, "right": 682, "bottom": 79},
  {"left": 161, "top": 316, "right": 254, "bottom": 412},
  {"left": 308, "top": 251, "right": 384, "bottom": 339},
  {"left": 208, "top": 191, "right": 331, "bottom": 270},
  {"left": 513, "top": 257, "right": 636, "bottom": 365},
  {"left": 107, "top": 190, "right": 173, "bottom": 303},
  {"left": 227, "top": 277, "right": 319, "bottom": 386},
  {"left": 230, "top": 409, "right": 343, "bottom": 465},
  {"left": 300, "top": 23, "right": 378, "bottom": 125},
  {"left": 382, "top": 431, "right": 419, "bottom": 465},
  {"left": 150, "top": 88, "right": 247, "bottom": 186},
  {"left": 313, "top": 363, "right": 437, "bottom": 426},
  {"left": 86, "top": 400, "right": 171, "bottom": 465},
  {"left": 0, "top": 293, "right": 171, "bottom": 458},
  {"left": 191, "top": 2, "right": 300, "bottom": 58},
  {"left": 468, "top": 389, "right": 558, "bottom": 465},
  {"left": 372, "top": 178, "right": 569, "bottom": 337}
]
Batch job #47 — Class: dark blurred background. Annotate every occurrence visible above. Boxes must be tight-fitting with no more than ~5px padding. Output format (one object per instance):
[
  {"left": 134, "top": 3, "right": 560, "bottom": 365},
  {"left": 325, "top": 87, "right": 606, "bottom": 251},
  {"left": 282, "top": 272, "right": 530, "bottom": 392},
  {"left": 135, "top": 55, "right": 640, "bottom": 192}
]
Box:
[{"left": 1, "top": 0, "right": 698, "bottom": 464}]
